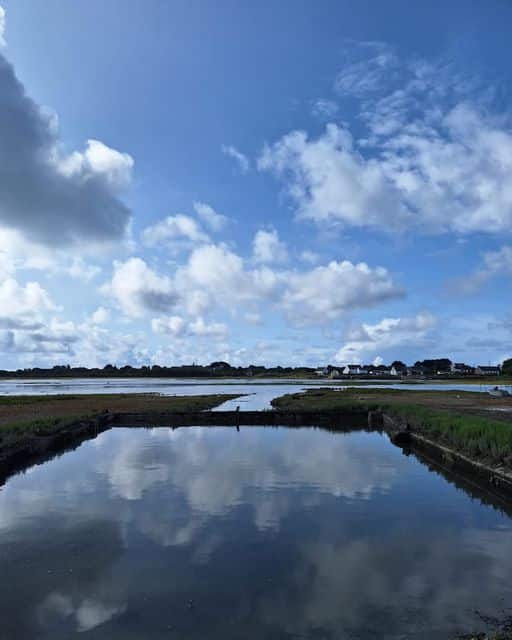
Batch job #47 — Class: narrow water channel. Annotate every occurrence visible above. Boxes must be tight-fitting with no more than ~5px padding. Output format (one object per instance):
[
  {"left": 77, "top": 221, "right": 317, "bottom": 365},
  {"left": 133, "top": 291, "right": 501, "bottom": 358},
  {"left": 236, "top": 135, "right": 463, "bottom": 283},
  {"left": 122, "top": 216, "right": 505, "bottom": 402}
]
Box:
[{"left": 1, "top": 425, "right": 511, "bottom": 639}]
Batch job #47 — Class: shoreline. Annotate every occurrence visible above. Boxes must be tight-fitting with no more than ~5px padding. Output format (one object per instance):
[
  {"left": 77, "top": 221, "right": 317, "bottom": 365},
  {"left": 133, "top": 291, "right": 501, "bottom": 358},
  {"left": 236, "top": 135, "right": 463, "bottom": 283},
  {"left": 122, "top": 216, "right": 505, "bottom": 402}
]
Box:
[
  {"left": 0, "top": 375, "right": 510, "bottom": 385},
  {"left": 4, "top": 405, "right": 512, "bottom": 504},
  {"left": 3, "top": 388, "right": 512, "bottom": 502}
]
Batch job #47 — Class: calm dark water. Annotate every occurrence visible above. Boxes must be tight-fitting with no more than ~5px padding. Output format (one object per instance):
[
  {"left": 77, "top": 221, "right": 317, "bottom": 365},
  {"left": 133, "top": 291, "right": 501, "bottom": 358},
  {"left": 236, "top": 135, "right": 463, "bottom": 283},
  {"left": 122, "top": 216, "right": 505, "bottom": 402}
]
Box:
[{"left": 1, "top": 426, "right": 512, "bottom": 639}]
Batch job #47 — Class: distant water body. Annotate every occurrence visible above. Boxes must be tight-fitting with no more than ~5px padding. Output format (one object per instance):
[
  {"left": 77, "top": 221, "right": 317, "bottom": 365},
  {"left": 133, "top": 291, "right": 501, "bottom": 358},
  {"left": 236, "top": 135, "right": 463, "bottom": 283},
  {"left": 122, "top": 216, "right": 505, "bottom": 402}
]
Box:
[{"left": 0, "top": 377, "right": 501, "bottom": 410}]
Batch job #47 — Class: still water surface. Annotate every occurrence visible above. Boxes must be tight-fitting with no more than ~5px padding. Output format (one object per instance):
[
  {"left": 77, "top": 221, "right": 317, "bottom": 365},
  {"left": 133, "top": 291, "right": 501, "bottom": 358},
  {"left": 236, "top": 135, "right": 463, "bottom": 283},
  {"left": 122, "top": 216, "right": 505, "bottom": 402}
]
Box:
[{"left": 1, "top": 425, "right": 512, "bottom": 639}]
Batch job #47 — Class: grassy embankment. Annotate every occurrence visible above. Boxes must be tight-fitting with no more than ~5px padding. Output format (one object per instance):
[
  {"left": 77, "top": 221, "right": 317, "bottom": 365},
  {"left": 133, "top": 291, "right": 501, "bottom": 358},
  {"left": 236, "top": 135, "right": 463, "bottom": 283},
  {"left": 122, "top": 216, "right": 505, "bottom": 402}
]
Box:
[
  {"left": 272, "top": 388, "right": 512, "bottom": 468},
  {"left": 426, "top": 376, "right": 512, "bottom": 385},
  {"left": 461, "top": 634, "right": 512, "bottom": 639},
  {"left": 0, "top": 393, "right": 240, "bottom": 446},
  {"left": 458, "top": 622, "right": 512, "bottom": 640},
  {"left": 322, "top": 376, "right": 512, "bottom": 385}
]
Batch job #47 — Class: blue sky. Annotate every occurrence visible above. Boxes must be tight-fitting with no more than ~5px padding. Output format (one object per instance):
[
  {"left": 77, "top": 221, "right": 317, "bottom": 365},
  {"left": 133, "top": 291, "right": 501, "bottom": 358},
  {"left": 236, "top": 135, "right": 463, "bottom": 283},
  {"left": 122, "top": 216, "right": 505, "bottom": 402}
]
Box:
[{"left": 0, "top": 0, "right": 511, "bottom": 369}]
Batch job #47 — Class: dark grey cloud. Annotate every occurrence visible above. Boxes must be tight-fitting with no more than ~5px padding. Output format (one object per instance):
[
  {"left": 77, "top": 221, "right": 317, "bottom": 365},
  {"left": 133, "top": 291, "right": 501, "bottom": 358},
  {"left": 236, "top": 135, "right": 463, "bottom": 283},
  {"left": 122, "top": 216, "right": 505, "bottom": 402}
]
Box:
[
  {"left": 139, "top": 289, "right": 180, "bottom": 314},
  {"left": 0, "top": 330, "right": 76, "bottom": 355},
  {"left": 29, "top": 331, "right": 79, "bottom": 345},
  {"left": 0, "top": 54, "right": 132, "bottom": 246},
  {"left": 0, "top": 317, "right": 43, "bottom": 330}
]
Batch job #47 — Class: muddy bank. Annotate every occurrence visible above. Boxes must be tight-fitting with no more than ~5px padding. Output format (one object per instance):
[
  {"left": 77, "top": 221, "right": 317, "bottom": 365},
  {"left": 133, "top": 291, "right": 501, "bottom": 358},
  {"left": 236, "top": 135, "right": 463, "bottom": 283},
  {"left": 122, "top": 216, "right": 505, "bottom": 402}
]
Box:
[
  {"left": 0, "top": 408, "right": 370, "bottom": 485},
  {"left": 0, "top": 413, "right": 114, "bottom": 485},
  {"left": 113, "top": 408, "right": 368, "bottom": 427},
  {"left": 0, "top": 407, "right": 371, "bottom": 487},
  {"left": 0, "top": 394, "right": 241, "bottom": 484},
  {"left": 3, "top": 404, "right": 512, "bottom": 506},
  {"left": 0, "top": 393, "right": 242, "bottom": 429}
]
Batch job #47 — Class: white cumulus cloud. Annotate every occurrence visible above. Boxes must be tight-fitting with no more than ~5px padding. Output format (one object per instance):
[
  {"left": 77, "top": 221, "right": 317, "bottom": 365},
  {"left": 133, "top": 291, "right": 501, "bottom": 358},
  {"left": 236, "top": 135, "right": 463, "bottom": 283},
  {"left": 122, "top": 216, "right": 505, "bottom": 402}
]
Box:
[
  {"left": 253, "top": 229, "right": 288, "bottom": 264},
  {"left": 259, "top": 124, "right": 410, "bottom": 230},
  {"left": 260, "top": 49, "right": 512, "bottom": 235},
  {"left": 0, "top": 277, "right": 56, "bottom": 319},
  {"left": 152, "top": 315, "right": 229, "bottom": 340},
  {"left": 142, "top": 214, "right": 209, "bottom": 248},
  {"left": 282, "top": 261, "right": 404, "bottom": 325},
  {"left": 151, "top": 315, "right": 186, "bottom": 337},
  {"left": 59, "top": 139, "right": 133, "bottom": 189},
  {"left": 90, "top": 306, "right": 110, "bottom": 325},
  {"left": 103, "top": 243, "right": 403, "bottom": 329},
  {"left": 104, "top": 258, "right": 178, "bottom": 317},
  {"left": 334, "top": 312, "right": 436, "bottom": 364},
  {"left": 193, "top": 202, "right": 228, "bottom": 232}
]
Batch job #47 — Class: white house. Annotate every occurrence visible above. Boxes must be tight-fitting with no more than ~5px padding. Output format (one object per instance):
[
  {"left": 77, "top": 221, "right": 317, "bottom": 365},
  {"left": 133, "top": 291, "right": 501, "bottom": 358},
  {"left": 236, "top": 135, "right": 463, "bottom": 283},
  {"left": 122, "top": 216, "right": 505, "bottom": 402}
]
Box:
[
  {"left": 342, "top": 364, "right": 362, "bottom": 375},
  {"left": 369, "top": 366, "right": 391, "bottom": 376},
  {"left": 450, "top": 362, "right": 475, "bottom": 375},
  {"left": 475, "top": 365, "right": 501, "bottom": 376}
]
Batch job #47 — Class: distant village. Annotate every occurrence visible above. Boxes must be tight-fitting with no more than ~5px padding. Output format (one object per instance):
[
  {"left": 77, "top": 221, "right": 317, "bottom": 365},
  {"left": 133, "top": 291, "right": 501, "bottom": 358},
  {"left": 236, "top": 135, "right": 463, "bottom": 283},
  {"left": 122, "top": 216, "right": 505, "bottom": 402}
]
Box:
[{"left": 317, "top": 359, "right": 504, "bottom": 379}]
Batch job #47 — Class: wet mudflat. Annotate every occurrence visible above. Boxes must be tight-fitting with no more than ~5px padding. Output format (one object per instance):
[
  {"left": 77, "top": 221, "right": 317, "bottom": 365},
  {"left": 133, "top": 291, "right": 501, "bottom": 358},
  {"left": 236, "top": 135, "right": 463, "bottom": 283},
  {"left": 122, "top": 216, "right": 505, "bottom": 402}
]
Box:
[{"left": 1, "top": 426, "right": 512, "bottom": 639}]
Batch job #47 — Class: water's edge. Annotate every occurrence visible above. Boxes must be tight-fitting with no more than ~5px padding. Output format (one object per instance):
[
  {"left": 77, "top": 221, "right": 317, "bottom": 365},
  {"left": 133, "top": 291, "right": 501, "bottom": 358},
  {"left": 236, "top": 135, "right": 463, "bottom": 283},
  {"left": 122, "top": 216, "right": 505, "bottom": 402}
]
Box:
[{"left": 2, "top": 408, "right": 512, "bottom": 508}]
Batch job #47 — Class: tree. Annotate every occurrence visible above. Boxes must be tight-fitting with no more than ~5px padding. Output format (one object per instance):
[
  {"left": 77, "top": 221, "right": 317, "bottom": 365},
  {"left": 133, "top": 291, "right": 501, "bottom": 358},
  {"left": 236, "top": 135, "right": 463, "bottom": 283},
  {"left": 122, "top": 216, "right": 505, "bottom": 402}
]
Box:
[
  {"left": 502, "top": 358, "right": 512, "bottom": 376},
  {"left": 209, "top": 361, "right": 230, "bottom": 369},
  {"left": 391, "top": 360, "right": 406, "bottom": 371},
  {"left": 414, "top": 359, "right": 451, "bottom": 373}
]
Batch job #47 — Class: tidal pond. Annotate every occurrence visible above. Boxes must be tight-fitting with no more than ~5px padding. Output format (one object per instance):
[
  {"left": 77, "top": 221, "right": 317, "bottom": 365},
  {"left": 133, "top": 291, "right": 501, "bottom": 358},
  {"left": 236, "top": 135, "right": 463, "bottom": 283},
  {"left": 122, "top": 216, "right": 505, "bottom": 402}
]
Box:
[{"left": 1, "top": 425, "right": 512, "bottom": 639}]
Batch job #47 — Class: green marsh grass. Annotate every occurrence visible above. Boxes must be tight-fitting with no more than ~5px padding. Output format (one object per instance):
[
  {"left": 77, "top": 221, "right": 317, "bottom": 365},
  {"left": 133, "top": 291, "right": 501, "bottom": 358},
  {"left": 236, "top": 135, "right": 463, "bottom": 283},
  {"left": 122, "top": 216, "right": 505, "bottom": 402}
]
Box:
[{"left": 272, "top": 388, "right": 512, "bottom": 465}]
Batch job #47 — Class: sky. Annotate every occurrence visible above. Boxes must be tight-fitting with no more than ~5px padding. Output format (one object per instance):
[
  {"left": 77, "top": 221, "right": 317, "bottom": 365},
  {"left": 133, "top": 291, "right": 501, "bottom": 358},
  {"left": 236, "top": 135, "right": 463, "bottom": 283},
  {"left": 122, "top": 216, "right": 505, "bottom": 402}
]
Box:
[{"left": 0, "top": 0, "right": 511, "bottom": 370}]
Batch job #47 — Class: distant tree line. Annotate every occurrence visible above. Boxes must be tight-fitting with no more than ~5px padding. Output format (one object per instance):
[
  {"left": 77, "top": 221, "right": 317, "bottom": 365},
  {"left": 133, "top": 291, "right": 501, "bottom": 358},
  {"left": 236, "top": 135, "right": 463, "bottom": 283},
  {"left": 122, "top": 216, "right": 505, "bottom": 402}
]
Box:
[
  {"left": 0, "top": 362, "right": 318, "bottom": 379},
  {"left": 0, "top": 357, "right": 509, "bottom": 379}
]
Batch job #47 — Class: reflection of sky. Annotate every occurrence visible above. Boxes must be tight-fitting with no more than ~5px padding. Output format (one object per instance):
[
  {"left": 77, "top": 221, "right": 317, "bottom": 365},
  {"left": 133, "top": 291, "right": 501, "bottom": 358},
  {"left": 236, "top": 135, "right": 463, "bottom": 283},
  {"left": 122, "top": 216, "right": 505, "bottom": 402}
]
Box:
[{"left": 1, "top": 426, "right": 512, "bottom": 639}]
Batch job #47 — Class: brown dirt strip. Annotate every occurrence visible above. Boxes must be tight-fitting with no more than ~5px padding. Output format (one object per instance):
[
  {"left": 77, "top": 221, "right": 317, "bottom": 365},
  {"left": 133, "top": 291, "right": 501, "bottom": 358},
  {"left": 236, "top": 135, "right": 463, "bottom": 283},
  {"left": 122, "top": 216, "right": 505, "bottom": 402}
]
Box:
[{"left": 0, "top": 393, "right": 240, "bottom": 429}]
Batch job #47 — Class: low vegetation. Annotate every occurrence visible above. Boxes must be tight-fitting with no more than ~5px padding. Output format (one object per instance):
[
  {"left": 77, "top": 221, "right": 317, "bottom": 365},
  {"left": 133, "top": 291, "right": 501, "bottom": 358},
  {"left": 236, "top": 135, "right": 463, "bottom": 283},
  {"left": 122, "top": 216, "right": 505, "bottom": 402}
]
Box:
[
  {"left": 0, "top": 393, "right": 240, "bottom": 445},
  {"left": 459, "top": 634, "right": 512, "bottom": 639},
  {"left": 1, "top": 414, "right": 81, "bottom": 434},
  {"left": 458, "top": 616, "right": 512, "bottom": 640},
  {"left": 272, "top": 388, "right": 512, "bottom": 467},
  {"left": 388, "top": 405, "right": 512, "bottom": 463}
]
